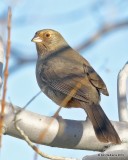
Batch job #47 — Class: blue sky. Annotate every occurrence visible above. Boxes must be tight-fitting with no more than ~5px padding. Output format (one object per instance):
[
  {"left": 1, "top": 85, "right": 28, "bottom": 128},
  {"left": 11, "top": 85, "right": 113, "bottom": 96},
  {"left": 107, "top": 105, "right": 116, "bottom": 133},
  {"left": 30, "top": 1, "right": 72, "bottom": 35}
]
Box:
[{"left": 0, "top": 0, "right": 128, "bottom": 160}]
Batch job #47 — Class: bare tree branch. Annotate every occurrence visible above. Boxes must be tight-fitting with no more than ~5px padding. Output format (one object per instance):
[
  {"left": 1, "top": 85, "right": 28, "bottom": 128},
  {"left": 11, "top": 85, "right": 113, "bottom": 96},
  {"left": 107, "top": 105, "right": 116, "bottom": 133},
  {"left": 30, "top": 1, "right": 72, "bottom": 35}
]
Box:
[
  {"left": 0, "top": 101, "right": 128, "bottom": 152},
  {"left": 117, "top": 61, "right": 128, "bottom": 122}
]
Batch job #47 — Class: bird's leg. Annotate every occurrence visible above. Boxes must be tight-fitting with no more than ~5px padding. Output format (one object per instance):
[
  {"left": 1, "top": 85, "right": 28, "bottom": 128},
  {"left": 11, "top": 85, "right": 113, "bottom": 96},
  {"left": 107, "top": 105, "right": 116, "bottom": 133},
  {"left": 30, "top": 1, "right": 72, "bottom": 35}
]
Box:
[
  {"left": 52, "top": 106, "right": 63, "bottom": 120},
  {"left": 51, "top": 113, "right": 63, "bottom": 121}
]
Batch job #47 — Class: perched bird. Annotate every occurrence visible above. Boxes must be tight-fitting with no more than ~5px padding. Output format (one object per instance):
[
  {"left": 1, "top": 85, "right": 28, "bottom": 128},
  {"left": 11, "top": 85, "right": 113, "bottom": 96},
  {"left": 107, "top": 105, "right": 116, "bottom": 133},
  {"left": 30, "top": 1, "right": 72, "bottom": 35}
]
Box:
[{"left": 32, "top": 29, "right": 121, "bottom": 144}]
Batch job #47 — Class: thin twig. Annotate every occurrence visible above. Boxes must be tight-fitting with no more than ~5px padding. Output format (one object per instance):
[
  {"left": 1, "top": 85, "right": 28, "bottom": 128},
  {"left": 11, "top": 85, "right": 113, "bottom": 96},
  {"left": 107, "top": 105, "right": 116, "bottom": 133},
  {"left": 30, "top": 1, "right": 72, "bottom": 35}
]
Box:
[
  {"left": 0, "top": 7, "right": 12, "bottom": 147},
  {"left": 33, "top": 148, "right": 39, "bottom": 160},
  {"left": 24, "top": 91, "right": 42, "bottom": 109},
  {"left": 0, "top": 36, "right": 4, "bottom": 89},
  {"left": 77, "top": 21, "right": 128, "bottom": 51},
  {"left": 14, "top": 91, "right": 42, "bottom": 116}
]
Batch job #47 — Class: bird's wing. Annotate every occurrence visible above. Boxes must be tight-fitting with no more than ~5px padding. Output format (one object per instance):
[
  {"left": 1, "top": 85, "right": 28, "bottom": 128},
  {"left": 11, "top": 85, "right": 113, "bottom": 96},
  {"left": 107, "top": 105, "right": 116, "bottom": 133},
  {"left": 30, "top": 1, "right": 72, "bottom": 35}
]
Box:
[
  {"left": 39, "top": 61, "right": 89, "bottom": 102},
  {"left": 83, "top": 63, "right": 109, "bottom": 96},
  {"left": 39, "top": 54, "right": 108, "bottom": 103}
]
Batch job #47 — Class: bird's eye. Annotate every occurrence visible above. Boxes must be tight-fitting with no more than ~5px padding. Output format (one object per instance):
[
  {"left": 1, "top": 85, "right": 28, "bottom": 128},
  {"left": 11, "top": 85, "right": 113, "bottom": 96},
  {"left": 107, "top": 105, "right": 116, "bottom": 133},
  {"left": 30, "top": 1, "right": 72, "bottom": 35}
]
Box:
[{"left": 45, "top": 33, "right": 51, "bottom": 38}]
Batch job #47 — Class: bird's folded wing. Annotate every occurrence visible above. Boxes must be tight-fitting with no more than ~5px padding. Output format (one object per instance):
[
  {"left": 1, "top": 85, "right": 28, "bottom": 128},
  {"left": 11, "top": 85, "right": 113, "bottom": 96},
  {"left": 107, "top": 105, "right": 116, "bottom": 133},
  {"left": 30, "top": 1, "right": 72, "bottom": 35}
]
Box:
[
  {"left": 83, "top": 64, "right": 109, "bottom": 96},
  {"left": 39, "top": 67, "right": 89, "bottom": 102},
  {"left": 39, "top": 56, "right": 108, "bottom": 102}
]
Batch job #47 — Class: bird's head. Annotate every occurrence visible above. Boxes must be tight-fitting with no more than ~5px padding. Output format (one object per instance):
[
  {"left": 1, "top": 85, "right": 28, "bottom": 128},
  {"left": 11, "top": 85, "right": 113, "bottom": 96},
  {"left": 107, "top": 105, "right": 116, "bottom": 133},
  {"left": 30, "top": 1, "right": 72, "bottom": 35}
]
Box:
[{"left": 32, "top": 29, "right": 68, "bottom": 56}]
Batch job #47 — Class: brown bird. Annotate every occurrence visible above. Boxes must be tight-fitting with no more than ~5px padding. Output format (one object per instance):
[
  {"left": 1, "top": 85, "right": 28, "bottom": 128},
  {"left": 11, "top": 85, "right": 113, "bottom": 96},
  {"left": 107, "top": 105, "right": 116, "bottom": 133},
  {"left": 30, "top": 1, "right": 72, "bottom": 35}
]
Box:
[{"left": 32, "top": 29, "right": 121, "bottom": 144}]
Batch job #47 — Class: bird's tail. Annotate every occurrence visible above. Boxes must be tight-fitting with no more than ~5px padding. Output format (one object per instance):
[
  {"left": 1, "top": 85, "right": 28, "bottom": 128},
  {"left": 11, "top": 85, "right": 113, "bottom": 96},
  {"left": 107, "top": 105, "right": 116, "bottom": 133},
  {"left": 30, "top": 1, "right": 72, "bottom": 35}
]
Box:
[{"left": 81, "top": 102, "right": 121, "bottom": 144}]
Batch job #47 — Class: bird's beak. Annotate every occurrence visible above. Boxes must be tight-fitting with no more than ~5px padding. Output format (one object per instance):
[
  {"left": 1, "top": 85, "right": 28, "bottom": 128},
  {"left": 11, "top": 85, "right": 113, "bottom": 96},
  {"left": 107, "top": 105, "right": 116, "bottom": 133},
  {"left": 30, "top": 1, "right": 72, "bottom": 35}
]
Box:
[{"left": 31, "top": 36, "right": 42, "bottom": 43}]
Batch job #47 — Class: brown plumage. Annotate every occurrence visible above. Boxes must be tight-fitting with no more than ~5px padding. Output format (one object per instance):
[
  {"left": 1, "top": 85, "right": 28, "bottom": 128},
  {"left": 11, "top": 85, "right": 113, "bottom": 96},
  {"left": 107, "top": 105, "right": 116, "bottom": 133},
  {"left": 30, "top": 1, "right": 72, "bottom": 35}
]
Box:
[{"left": 32, "top": 29, "right": 121, "bottom": 144}]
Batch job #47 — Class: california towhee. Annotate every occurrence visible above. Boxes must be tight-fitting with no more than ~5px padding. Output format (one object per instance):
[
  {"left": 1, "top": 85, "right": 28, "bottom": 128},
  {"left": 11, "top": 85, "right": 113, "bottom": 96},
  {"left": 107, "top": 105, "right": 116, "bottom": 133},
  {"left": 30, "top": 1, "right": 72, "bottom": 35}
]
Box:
[{"left": 32, "top": 29, "right": 121, "bottom": 144}]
